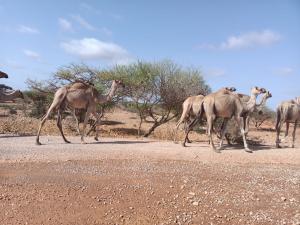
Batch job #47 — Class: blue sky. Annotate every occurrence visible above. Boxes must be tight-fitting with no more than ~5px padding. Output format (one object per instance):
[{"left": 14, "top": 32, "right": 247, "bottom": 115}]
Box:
[{"left": 0, "top": 0, "right": 299, "bottom": 109}]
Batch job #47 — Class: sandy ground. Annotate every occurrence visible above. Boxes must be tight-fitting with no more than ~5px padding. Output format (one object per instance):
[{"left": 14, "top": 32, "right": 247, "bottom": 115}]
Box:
[{"left": 0, "top": 135, "right": 300, "bottom": 225}]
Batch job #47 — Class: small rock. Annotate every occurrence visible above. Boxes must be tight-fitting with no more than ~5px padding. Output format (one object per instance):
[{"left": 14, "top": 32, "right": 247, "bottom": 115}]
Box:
[
  {"left": 281, "top": 197, "right": 287, "bottom": 202},
  {"left": 192, "top": 201, "right": 199, "bottom": 206}
]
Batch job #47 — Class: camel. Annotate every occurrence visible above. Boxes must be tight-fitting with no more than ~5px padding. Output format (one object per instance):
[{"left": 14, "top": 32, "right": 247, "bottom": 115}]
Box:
[
  {"left": 36, "top": 80, "right": 124, "bottom": 145},
  {"left": 275, "top": 96, "right": 300, "bottom": 148},
  {"left": 174, "top": 87, "right": 237, "bottom": 143},
  {"left": 0, "top": 71, "right": 8, "bottom": 79},
  {"left": 185, "top": 87, "right": 265, "bottom": 152},
  {"left": 235, "top": 89, "right": 272, "bottom": 135},
  {"left": 0, "top": 89, "right": 24, "bottom": 102},
  {"left": 0, "top": 84, "right": 13, "bottom": 90}
]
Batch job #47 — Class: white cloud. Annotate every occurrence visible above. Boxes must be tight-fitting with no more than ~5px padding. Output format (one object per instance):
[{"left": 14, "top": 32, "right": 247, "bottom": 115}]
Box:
[
  {"left": 198, "top": 30, "right": 281, "bottom": 50},
  {"left": 61, "top": 38, "right": 133, "bottom": 64},
  {"left": 23, "top": 49, "right": 40, "bottom": 60},
  {"left": 79, "top": 2, "right": 101, "bottom": 15},
  {"left": 17, "top": 25, "right": 39, "bottom": 34},
  {"left": 72, "top": 15, "right": 96, "bottom": 31},
  {"left": 274, "top": 67, "right": 294, "bottom": 75},
  {"left": 58, "top": 18, "right": 72, "bottom": 31}
]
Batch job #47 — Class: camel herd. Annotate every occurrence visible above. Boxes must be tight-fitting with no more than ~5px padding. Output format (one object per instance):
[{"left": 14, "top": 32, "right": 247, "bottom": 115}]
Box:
[{"left": 0, "top": 70, "right": 299, "bottom": 152}]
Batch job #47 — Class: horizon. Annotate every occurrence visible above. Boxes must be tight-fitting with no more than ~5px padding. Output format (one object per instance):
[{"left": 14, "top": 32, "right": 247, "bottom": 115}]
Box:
[{"left": 1, "top": 0, "right": 299, "bottom": 109}]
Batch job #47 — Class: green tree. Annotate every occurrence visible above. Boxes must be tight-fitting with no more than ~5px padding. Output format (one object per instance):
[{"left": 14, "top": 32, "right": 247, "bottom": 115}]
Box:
[{"left": 107, "top": 60, "right": 210, "bottom": 136}]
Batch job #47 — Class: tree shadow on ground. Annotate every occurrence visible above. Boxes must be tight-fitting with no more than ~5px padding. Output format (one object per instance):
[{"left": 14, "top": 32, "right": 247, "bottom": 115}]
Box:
[
  {"left": 101, "top": 120, "right": 124, "bottom": 126},
  {"left": 0, "top": 134, "right": 35, "bottom": 138},
  {"left": 110, "top": 128, "right": 142, "bottom": 136},
  {"left": 90, "top": 140, "right": 150, "bottom": 145}
]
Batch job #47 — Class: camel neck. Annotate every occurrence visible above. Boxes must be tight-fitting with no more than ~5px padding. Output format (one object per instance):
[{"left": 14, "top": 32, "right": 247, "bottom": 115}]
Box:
[
  {"left": 244, "top": 93, "right": 258, "bottom": 112},
  {"left": 97, "top": 82, "right": 118, "bottom": 104},
  {"left": 106, "top": 82, "right": 118, "bottom": 101},
  {"left": 256, "top": 93, "right": 267, "bottom": 108}
]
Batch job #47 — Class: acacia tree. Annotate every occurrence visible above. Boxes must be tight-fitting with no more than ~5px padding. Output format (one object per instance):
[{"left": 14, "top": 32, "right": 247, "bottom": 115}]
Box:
[
  {"left": 108, "top": 60, "right": 210, "bottom": 136},
  {"left": 250, "top": 106, "right": 276, "bottom": 129}
]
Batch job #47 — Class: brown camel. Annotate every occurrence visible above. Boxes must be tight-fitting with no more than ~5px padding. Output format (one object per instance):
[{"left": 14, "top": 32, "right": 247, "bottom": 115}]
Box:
[
  {"left": 0, "top": 89, "right": 24, "bottom": 102},
  {"left": 0, "top": 71, "right": 8, "bottom": 79},
  {"left": 36, "top": 80, "right": 124, "bottom": 145},
  {"left": 174, "top": 87, "right": 237, "bottom": 143},
  {"left": 275, "top": 96, "right": 300, "bottom": 148},
  {"left": 185, "top": 87, "right": 265, "bottom": 152}
]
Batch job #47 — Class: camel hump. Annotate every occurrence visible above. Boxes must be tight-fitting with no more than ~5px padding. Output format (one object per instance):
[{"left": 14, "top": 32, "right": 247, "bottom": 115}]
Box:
[{"left": 67, "top": 82, "right": 92, "bottom": 90}]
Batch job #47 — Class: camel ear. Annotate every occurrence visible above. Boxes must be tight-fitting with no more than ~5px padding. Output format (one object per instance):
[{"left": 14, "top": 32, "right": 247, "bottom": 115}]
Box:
[
  {"left": 260, "top": 88, "right": 266, "bottom": 93},
  {"left": 268, "top": 92, "right": 272, "bottom": 97}
]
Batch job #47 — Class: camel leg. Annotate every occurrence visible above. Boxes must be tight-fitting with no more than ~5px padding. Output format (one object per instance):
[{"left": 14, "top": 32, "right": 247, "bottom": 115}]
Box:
[
  {"left": 184, "top": 121, "right": 192, "bottom": 143},
  {"left": 244, "top": 116, "right": 250, "bottom": 136},
  {"left": 92, "top": 112, "right": 101, "bottom": 141},
  {"left": 81, "top": 107, "right": 93, "bottom": 144},
  {"left": 71, "top": 109, "right": 81, "bottom": 135},
  {"left": 173, "top": 120, "right": 183, "bottom": 143},
  {"left": 218, "top": 119, "right": 228, "bottom": 150},
  {"left": 291, "top": 121, "right": 297, "bottom": 148},
  {"left": 225, "top": 133, "right": 232, "bottom": 145},
  {"left": 276, "top": 120, "right": 283, "bottom": 148},
  {"left": 56, "top": 109, "right": 70, "bottom": 144},
  {"left": 236, "top": 116, "right": 251, "bottom": 153},
  {"left": 282, "top": 122, "right": 289, "bottom": 142},
  {"left": 36, "top": 104, "right": 57, "bottom": 145},
  {"left": 207, "top": 115, "right": 218, "bottom": 152},
  {"left": 182, "top": 118, "right": 198, "bottom": 147},
  {"left": 86, "top": 120, "right": 97, "bottom": 136}
]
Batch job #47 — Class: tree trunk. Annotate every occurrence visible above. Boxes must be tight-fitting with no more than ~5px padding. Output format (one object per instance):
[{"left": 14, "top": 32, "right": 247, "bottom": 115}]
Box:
[{"left": 143, "top": 122, "right": 160, "bottom": 137}]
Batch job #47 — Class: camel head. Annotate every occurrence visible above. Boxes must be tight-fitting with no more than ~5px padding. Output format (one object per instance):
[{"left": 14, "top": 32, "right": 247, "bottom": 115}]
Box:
[
  {"left": 251, "top": 86, "right": 266, "bottom": 96},
  {"left": 16, "top": 90, "right": 24, "bottom": 99},
  {"left": 265, "top": 91, "right": 272, "bottom": 98},
  {"left": 113, "top": 80, "right": 125, "bottom": 88},
  {"left": 0, "top": 71, "right": 8, "bottom": 79},
  {"left": 295, "top": 97, "right": 300, "bottom": 105},
  {"left": 225, "top": 87, "right": 236, "bottom": 92}
]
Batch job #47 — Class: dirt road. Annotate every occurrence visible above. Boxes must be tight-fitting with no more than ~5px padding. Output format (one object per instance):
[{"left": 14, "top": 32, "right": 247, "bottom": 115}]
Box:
[{"left": 0, "top": 135, "right": 299, "bottom": 225}]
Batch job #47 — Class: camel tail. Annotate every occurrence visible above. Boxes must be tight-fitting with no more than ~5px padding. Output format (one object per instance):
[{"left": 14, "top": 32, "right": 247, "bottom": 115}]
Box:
[
  {"left": 275, "top": 106, "right": 281, "bottom": 131},
  {"left": 188, "top": 101, "right": 204, "bottom": 129}
]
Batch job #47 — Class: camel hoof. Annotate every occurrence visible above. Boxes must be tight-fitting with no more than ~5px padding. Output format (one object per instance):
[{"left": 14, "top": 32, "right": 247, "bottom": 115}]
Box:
[
  {"left": 187, "top": 140, "right": 192, "bottom": 143},
  {"left": 36, "top": 141, "right": 42, "bottom": 146},
  {"left": 94, "top": 137, "right": 99, "bottom": 141},
  {"left": 276, "top": 144, "right": 281, "bottom": 148},
  {"left": 213, "top": 148, "right": 221, "bottom": 153},
  {"left": 244, "top": 148, "right": 253, "bottom": 153},
  {"left": 64, "top": 140, "right": 71, "bottom": 144},
  {"left": 182, "top": 142, "right": 186, "bottom": 147}
]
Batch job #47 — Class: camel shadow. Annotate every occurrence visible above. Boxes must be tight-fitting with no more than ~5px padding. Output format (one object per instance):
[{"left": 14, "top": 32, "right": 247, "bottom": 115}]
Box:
[
  {"left": 0, "top": 134, "right": 35, "bottom": 138},
  {"left": 91, "top": 140, "right": 150, "bottom": 145},
  {"left": 221, "top": 143, "right": 273, "bottom": 151}
]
